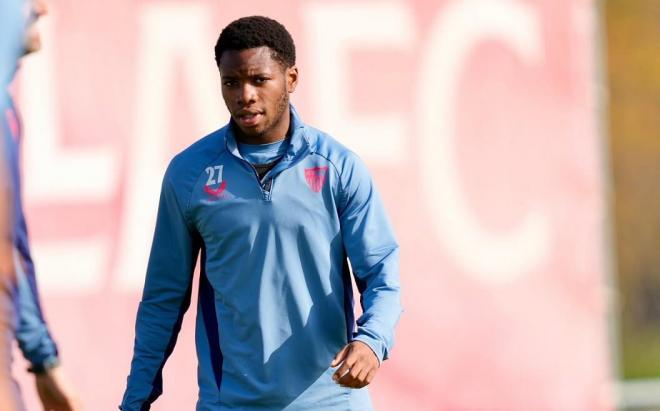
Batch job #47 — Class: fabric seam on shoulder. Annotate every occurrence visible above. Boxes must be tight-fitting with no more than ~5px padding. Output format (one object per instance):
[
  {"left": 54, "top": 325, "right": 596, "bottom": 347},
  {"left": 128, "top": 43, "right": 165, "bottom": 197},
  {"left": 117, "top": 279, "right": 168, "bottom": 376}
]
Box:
[{"left": 310, "top": 152, "right": 346, "bottom": 207}]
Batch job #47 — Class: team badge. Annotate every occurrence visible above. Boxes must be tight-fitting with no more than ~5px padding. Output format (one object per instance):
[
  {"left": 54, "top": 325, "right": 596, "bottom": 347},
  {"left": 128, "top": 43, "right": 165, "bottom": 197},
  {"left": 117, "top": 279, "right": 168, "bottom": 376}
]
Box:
[
  {"left": 304, "top": 166, "right": 328, "bottom": 193},
  {"left": 204, "top": 165, "right": 227, "bottom": 198}
]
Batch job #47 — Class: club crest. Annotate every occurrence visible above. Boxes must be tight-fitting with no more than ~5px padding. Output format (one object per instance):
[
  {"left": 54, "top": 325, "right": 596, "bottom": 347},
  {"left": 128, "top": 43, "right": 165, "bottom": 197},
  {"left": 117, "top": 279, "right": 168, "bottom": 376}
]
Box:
[{"left": 304, "top": 166, "right": 328, "bottom": 193}]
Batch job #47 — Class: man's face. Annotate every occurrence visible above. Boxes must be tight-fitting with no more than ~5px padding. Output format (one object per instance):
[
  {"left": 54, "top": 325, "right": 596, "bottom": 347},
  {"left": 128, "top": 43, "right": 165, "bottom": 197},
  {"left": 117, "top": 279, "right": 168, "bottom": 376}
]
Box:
[
  {"left": 219, "top": 46, "right": 298, "bottom": 142},
  {"left": 23, "top": 0, "right": 48, "bottom": 55}
]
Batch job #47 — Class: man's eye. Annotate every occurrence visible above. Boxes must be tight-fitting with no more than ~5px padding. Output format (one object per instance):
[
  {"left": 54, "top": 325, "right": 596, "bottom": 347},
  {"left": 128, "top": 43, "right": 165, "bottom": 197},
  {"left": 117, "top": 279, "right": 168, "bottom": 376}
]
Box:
[
  {"left": 255, "top": 77, "right": 268, "bottom": 84},
  {"left": 222, "top": 80, "right": 237, "bottom": 87}
]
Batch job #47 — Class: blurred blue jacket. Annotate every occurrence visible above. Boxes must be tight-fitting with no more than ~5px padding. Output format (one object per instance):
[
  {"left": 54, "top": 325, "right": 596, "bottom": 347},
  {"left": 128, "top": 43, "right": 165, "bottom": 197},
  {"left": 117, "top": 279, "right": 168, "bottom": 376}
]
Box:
[
  {"left": 1, "top": 92, "right": 60, "bottom": 372},
  {"left": 0, "top": 0, "right": 24, "bottom": 85}
]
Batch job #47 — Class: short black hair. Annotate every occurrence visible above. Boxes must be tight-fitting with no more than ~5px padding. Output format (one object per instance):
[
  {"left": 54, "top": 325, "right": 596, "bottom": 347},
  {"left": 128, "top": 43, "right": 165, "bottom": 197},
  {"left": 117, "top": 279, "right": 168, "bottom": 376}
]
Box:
[{"left": 214, "top": 16, "right": 296, "bottom": 68}]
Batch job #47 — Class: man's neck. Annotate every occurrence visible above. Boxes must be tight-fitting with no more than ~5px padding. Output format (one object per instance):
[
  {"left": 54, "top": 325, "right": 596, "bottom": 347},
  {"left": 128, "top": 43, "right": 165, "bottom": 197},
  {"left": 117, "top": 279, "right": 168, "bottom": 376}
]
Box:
[{"left": 235, "top": 131, "right": 287, "bottom": 145}]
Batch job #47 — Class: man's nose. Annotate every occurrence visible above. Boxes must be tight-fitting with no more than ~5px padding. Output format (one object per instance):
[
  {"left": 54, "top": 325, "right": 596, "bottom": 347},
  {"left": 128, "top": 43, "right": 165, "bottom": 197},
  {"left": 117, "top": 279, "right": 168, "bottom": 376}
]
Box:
[{"left": 237, "top": 84, "right": 257, "bottom": 106}]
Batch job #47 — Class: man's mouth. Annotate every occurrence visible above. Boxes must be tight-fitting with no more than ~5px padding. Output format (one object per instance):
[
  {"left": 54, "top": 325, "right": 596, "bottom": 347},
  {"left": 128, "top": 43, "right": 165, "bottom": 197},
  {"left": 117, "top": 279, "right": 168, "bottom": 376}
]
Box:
[{"left": 237, "top": 112, "right": 262, "bottom": 127}]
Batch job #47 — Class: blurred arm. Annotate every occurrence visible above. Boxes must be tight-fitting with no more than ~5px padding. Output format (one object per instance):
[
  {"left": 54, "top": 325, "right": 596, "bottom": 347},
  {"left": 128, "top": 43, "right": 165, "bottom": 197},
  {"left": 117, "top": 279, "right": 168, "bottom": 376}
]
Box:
[{"left": 14, "top": 221, "right": 60, "bottom": 372}]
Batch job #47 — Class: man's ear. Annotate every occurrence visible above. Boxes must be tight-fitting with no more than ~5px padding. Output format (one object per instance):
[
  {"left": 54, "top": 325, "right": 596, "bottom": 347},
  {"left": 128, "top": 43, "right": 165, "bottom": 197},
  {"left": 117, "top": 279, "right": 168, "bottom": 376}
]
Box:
[{"left": 286, "top": 65, "right": 299, "bottom": 93}]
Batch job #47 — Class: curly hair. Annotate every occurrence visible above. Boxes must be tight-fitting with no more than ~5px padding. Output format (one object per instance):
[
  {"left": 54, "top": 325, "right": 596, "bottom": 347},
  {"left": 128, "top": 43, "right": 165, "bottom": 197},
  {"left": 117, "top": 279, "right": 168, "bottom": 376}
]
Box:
[{"left": 214, "top": 16, "right": 296, "bottom": 68}]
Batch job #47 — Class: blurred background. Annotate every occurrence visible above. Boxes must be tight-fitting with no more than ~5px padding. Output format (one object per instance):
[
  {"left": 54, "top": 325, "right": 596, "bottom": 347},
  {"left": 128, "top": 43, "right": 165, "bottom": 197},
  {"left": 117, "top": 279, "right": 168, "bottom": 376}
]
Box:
[
  {"left": 5, "top": 0, "right": 657, "bottom": 409},
  {"left": 606, "top": 1, "right": 660, "bottom": 410}
]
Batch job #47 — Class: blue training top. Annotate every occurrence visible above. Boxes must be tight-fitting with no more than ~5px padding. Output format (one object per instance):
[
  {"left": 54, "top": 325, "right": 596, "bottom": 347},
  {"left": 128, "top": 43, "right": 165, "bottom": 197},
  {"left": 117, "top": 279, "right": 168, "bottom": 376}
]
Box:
[{"left": 120, "top": 106, "right": 402, "bottom": 411}]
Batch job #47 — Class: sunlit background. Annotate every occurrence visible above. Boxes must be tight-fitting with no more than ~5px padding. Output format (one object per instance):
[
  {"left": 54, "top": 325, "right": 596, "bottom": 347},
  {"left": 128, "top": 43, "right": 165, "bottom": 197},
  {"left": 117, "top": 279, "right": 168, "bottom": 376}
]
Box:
[
  {"left": 606, "top": 1, "right": 660, "bottom": 410},
  {"left": 8, "top": 0, "right": 657, "bottom": 409}
]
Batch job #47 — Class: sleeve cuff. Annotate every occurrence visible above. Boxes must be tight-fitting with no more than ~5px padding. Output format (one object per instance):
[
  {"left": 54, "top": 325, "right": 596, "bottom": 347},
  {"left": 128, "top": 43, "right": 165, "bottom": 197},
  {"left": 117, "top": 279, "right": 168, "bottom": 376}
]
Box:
[
  {"left": 27, "top": 355, "right": 60, "bottom": 374},
  {"left": 352, "top": 334, "right": 387, "bottom": 365}
]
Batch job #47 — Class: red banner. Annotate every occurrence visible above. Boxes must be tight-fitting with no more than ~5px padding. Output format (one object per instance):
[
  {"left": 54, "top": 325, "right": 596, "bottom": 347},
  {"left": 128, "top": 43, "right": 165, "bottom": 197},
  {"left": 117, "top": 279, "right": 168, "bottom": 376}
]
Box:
[{"left": 13, "top": 0, "right": 611, "bottom": 410}]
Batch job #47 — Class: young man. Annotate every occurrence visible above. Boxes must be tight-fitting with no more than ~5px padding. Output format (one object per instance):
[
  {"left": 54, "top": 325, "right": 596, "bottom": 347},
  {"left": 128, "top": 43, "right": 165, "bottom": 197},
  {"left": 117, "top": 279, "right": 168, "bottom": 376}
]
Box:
[
  {"left": 1, "top": 1, "right": 81, "bottom": 410},
  {"left": 121, "top": 16, "right": 401, "bottom": 410}
]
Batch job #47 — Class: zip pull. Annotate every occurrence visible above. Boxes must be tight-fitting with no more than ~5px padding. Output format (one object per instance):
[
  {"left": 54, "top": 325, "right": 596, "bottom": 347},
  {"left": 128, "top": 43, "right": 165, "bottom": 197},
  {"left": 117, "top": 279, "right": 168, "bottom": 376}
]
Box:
[{"left": 262, "top": 178, "right": 273, "bottom": 192}]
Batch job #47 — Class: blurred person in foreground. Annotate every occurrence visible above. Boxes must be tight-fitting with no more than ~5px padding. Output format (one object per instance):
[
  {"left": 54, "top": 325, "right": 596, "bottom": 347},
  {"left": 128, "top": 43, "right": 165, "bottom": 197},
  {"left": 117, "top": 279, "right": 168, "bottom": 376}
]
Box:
[
  {"left": 0, "top": 1, "right": 24, "bottom": 408},
  {"left": 1, "top": 1, "right": 81, "bottom": 410},
  {"left": 120, "top": 16, "right": 402, "bottom": 410}
]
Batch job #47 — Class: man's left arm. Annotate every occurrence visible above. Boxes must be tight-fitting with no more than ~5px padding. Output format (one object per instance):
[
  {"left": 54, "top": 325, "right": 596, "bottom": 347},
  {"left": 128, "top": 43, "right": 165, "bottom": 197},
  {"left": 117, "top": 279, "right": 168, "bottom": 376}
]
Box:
[
  {"left": 13, "top": 222, "right": 59, "bottom": 372},
  {"left": 332, "top": 152, "right": 402, "bottom": 388}
]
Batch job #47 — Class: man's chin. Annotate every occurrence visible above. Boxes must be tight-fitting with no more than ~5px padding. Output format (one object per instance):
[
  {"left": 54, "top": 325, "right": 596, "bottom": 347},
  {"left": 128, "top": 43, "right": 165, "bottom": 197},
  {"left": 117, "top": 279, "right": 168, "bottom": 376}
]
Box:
[{"left": 233, "top": 120, "right": 265, "bottom": 138}]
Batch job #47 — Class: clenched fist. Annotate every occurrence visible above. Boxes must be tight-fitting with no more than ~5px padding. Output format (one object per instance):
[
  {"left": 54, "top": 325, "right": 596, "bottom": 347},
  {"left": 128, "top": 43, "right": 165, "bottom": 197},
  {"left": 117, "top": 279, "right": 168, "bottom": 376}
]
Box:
[{"left": 331, "top": 341, "right": 380, "bottom": 389}]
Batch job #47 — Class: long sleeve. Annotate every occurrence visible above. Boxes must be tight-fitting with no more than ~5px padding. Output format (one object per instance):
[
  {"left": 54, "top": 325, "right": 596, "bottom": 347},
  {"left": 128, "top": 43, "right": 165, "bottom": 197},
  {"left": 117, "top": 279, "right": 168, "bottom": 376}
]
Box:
[
  {"left": 3, "top": 97, "right": 60, "bottom": 371},
  {"left": 14, "top": 243, "right": 59, "bottom": 370},
  {"left": 338, "top": 152, "right": 402, "bottom": 363},
  {"left": 120, "top": 170, "right": 200, "bottom": 410}
]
